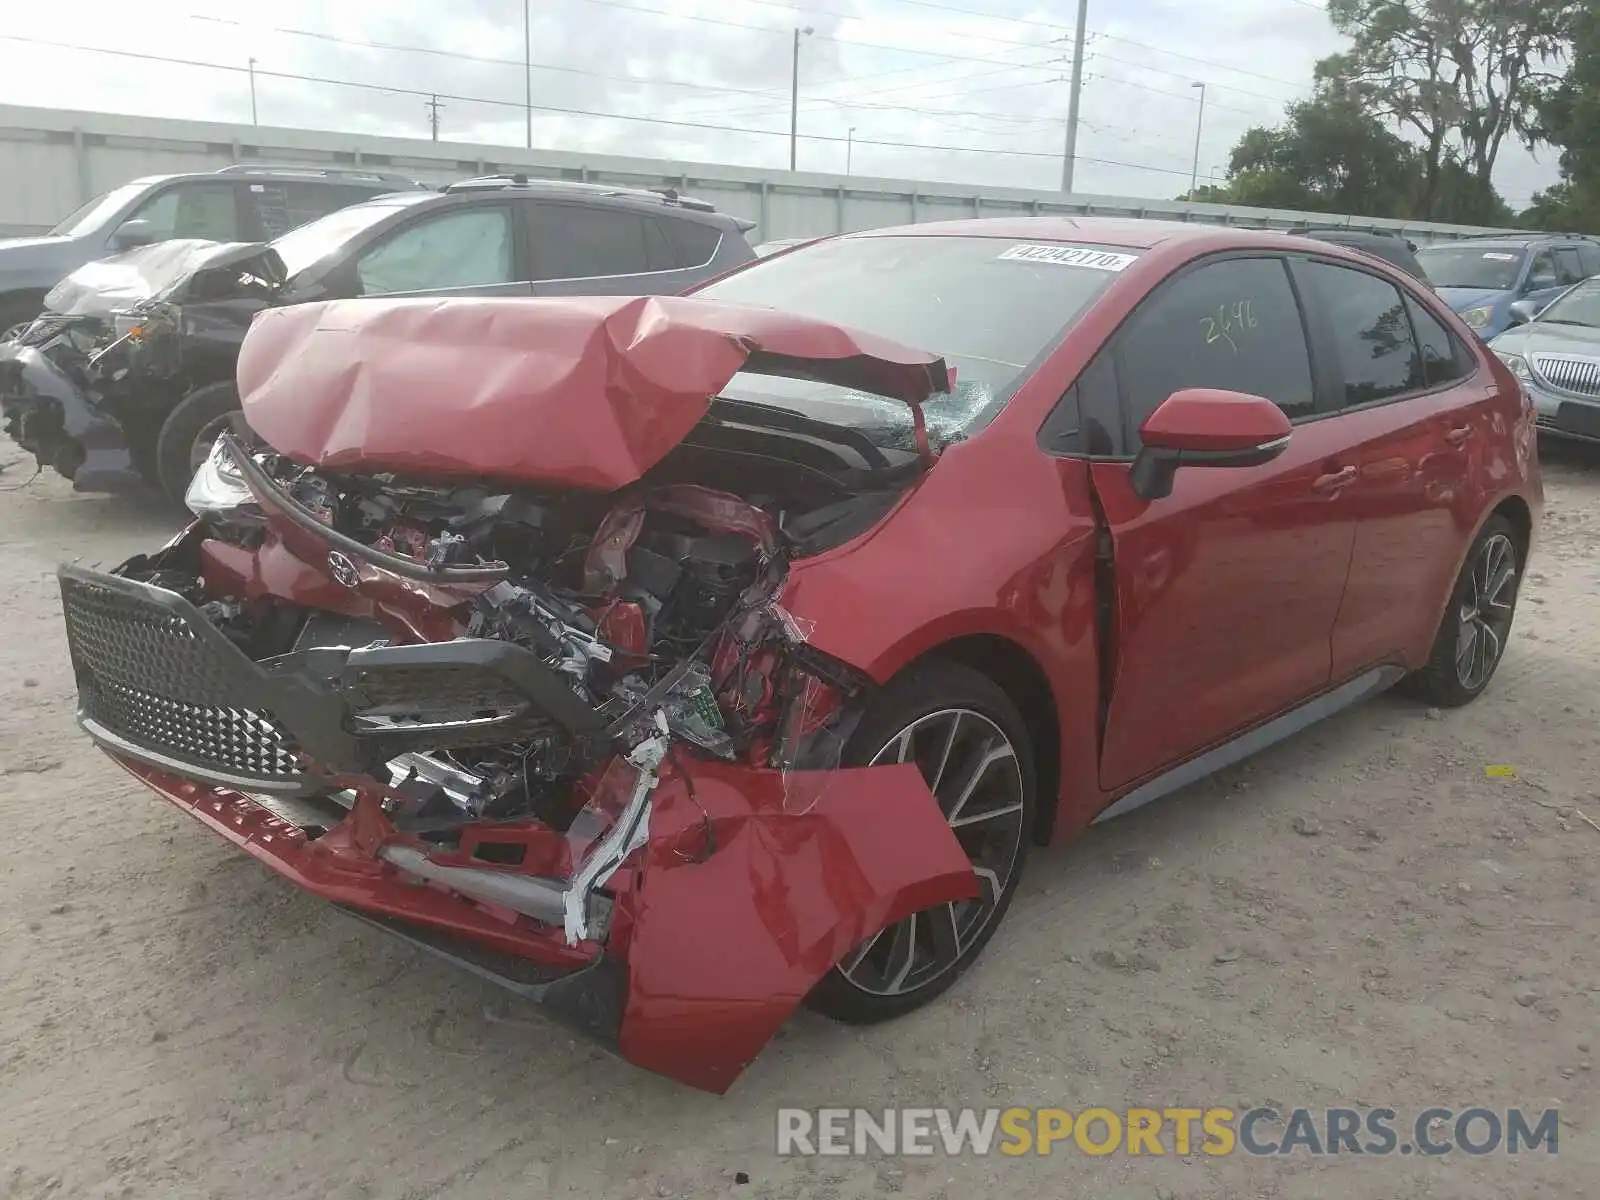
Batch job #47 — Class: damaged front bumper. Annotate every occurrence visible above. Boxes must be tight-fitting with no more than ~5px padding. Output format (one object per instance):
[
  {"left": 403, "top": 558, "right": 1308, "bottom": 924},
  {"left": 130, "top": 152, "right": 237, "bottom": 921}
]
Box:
[
  {"left": 0, "top": 338, "right": 141, "bottom": 491},
  {"left": 58, "top": 560, "right": 978, "bottom": 1092}
]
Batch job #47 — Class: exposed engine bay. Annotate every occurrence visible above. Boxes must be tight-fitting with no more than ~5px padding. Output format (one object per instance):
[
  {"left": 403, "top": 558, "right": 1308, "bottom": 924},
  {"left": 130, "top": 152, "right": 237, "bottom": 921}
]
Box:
[
  {"left": 52, "top": 295, "right": 985, "bottom": 1093},
  {"left": 131, "top": 435, "right": 875, "bottom": 857}
]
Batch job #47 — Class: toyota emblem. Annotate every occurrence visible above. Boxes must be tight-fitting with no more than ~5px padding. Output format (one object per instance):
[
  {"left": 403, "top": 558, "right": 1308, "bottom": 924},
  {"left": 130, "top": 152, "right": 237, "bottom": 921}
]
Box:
[{"left": 327, "top": 551, "right": 361, "bottom": 589}]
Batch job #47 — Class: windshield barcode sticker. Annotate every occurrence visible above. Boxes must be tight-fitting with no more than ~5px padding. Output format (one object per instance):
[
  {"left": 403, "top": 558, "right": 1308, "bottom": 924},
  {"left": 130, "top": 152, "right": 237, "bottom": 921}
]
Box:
[{"left": 998, "top": 244, "right": 1137, "bottom": 271}]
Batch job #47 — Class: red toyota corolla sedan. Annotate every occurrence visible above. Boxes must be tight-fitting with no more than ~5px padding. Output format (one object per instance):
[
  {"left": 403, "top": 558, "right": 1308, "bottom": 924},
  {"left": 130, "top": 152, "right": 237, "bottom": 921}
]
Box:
[{"left": 56, "top": 218, "right": 1541, "bottom": 1092}]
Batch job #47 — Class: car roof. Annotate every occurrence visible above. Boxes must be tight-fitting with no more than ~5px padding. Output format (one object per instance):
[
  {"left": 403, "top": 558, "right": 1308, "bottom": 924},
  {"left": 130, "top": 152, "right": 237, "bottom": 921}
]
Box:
[
  {"left": 847, "top": 216, "right": 1412, "bottom": 256},
  {"left": 1420, "top": 234, "right": 1594, "bottom": 250},
  {"left": 437, "top": 175, "right": 752, "bottom": 229},
  {"left": 122, "top": 166, "right": 428, "bottom": 190}
]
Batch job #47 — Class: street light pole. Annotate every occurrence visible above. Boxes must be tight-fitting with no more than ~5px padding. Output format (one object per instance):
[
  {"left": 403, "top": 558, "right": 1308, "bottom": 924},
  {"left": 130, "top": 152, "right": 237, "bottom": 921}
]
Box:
[
  {"left": 1061, "top": 0, "right": 1088, "bottom": 192},
  {"left": 524, "top": 0, "right": 533, "bottom": 149},
  {"left": 248, "top": 57, "right": 258, "bottom": 126},
  {"left": 1189, "top": 81, "right": 1208, "bottom": 198},
  {"left": 847, "top": 126, "right": 855, "bottom": 175},
  {"left": 790, "top": 26, "right": 813, "bottom": 172}
]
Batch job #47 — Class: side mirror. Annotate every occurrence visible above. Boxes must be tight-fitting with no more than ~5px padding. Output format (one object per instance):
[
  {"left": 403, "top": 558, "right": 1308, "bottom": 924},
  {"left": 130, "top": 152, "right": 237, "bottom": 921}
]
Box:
[
  {"left": 112, "top": 219, "right": 155, "bottom": 250},
  {"left": 1130, "top": 388, "right": 1292, "bottom": 501},
  {"left": 1507, "top": 300, "right": 1540, "bottom": 327}
]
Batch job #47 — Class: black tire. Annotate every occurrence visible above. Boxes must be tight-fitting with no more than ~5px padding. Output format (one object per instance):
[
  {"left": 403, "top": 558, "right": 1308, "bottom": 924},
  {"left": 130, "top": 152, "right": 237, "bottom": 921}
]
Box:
[
  {"left": 805, "top": 659, "right": 1036, "bottom": 1025},
  {"left": 1404, "top": 514, "right": 1522, "bottom": 708},
  {"left": 155, "top": 381, "right": 241, "bottom": 506},
  {"left": 0, "top": 295, "right": 42, "bottom": 343}
]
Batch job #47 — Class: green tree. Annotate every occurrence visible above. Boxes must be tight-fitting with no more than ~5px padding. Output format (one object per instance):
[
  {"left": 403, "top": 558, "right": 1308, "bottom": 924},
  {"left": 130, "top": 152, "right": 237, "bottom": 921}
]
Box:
[
  {"left": 1180, "top": 91, "right": 1420, "bottom": 216},
  {"left": 1529, "top": 6, "right": 1600, "bottom": 229},
  {"left": 1317, "top": 0, "right": 1575, "bottom": 217}
]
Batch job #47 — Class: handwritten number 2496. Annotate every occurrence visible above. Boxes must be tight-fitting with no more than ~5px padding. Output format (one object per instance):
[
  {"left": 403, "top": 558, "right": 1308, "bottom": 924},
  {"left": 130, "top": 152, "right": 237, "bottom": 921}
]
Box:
[{"left": 1201, "top": 300, "right": 1258, "bottom": 353}]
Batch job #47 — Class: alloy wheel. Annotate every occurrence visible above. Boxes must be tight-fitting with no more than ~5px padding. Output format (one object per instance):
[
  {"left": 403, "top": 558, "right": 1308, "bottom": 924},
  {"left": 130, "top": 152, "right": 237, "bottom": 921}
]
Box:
[
  {"left": 835, "top": 708, "right": 1027, "bottom": 998},
  {"left": 1455, "top": 532, "right": 1517, "bottom": 691}
]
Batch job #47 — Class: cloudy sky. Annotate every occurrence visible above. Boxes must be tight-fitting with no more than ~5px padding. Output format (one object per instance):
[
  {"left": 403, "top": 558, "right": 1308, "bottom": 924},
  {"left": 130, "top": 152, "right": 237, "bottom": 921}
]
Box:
[{"left": 0, "top": 0, "right": 1563, "bottom": 207}]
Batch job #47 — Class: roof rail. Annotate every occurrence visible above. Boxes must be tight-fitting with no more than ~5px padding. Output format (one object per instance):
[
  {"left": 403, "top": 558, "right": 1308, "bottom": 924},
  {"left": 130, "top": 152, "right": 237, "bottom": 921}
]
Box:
[
  {"left": 647, "top": 186, "right": 716, "bottom": 213},
  {"left": 216, "top": 163, "right": 425, "bottom": 189},
  {"left": 441, "top": 174, "right": 723, "bottom": 215}
]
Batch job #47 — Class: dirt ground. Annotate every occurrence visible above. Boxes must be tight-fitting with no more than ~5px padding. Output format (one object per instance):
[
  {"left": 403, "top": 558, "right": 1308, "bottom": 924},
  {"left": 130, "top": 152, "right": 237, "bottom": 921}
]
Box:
[{"left": 0, "top": 448, "right": 1596, "bottom": 1200}]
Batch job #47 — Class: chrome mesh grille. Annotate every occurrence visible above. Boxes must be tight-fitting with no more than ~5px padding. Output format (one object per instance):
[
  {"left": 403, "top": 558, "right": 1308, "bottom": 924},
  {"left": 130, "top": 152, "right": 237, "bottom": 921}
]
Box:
[{"left": 1532, "top": 354, "right": 1600, "bottom": 398}]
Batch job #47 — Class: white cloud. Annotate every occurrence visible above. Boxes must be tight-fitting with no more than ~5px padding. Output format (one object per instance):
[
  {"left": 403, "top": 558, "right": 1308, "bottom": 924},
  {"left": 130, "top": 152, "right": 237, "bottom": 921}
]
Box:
[{"left": 0, "top": 0, "right": 1561, "bottom": 208}]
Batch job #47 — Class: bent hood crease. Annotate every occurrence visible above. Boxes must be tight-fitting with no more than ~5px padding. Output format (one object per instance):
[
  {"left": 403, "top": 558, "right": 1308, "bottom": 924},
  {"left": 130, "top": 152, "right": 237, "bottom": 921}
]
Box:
[
  {"left": 44, "top": 239, "right": 286, "bottom": 317},
  {"left": 236, "top": 294, "right": 951, "bottom": 491}
]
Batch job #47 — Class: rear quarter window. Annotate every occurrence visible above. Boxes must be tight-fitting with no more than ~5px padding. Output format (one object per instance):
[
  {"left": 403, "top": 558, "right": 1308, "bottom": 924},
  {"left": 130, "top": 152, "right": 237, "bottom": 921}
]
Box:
[{"left": 662, "top": 218, "right": 723, "bottom": 269}]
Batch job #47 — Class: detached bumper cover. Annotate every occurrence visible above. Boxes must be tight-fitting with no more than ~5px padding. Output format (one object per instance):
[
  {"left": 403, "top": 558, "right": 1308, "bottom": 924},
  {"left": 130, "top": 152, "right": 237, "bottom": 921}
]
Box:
[
  {"left": 0, "top": 341, "right": 137, "bottom": 490},
  {"left": 62, "top": 562, "right": 979, "bottom": 1091},
  {"left": 108, "top": 753, "right": 975, "bottom": 1093}
]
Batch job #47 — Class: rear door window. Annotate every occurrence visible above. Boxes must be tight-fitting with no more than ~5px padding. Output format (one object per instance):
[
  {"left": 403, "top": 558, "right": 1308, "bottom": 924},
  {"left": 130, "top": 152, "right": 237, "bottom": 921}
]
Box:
[
  {"left": 354, "top": 206, "right": 515, "bottom": 295},
  {"left": 124, "top": 182, "right": 243, "bottom": 243},
  {"left": 1116, "top": 256, "right": 1316, "bottom": 442},
  {"left": 249, "top": 181, "right": 382, "bottom": 240},
  {"left": 1301, "top": 261, "right": 1425, "bottom": 408},
  {"left": 1577, "top": 242, "right": 1600, "bottom": 278},
  {"left": 527, "top": 204, "right": 658, "bottom": 280}
]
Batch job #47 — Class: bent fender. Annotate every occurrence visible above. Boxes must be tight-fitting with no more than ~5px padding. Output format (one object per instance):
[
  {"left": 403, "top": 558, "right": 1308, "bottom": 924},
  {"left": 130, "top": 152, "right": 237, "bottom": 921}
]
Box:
[{"left": 619, "top": 760, "right": 979, "bottom": 1093}]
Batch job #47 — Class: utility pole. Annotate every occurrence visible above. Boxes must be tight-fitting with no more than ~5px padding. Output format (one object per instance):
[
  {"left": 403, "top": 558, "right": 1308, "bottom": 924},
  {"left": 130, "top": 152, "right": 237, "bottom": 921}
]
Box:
[
  {"left": 248, "top": 57, "right": 258, "bottom": 126},
  {"left": 1060, "top": 0, "right": 1088, "bottom": 193},
  {"left": 790, "top": 26, "right": 813, "bottom": 172},
  {"left": 1189, "top": 81, "right": 1208, "bottom": 199},
  {"left": 426, "top": 94, "right": 444, "bottom": 141},
  {"left": 523, "top": 0, "right": 533, "bottom": 149},
  {"left": 847, "top": 126, "right": 856, "bottom": 176}
]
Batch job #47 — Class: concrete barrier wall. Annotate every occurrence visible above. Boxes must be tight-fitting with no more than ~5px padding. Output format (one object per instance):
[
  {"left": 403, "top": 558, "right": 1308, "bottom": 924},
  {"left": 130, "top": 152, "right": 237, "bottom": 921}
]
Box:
[{"left": 0, "top": 102, "right": 1518, "bottom": 243}]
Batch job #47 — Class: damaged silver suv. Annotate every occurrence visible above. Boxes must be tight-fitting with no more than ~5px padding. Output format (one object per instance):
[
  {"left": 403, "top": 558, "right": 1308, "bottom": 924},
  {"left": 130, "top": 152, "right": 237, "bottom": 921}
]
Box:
[
  {"left": 0, "top": 164, "right": 425, "bottom": 339},
  {"left": 0, "top": 176, "right": 758, "bottom": 503}
]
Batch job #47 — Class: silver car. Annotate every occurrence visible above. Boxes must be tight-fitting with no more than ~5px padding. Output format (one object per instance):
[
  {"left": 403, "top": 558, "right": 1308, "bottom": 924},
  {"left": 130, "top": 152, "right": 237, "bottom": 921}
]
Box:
[{"left": 1489, "top": 276, "right": 1600, "bottom": 446}]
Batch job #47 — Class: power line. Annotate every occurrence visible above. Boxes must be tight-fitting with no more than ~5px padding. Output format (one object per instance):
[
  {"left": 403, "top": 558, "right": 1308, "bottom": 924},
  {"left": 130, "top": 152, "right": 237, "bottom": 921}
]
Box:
[
  {"left": 190, "top": 12, "right": 1068, "bottom": 126},
  {"left": 0, "top": 33, "right": 1200, "bottom": 178},
  {"left": 666, "top": 45, "right": 1069, "bottom": 122},
  {"left": 694, "top": 0, "right": 1312, "bottom": 96},
  {"left": 186, "top": 8, "right": 1275, "bottom": 140},
  {"left": 573, "top": 0, "right": 1073, "bottom": 73}
]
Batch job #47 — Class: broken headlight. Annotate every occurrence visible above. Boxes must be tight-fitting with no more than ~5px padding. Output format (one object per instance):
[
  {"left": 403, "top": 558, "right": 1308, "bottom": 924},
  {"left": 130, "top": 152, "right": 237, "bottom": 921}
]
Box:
[
  {"left": 112, "top": 311, "right": 148, "bottom": 342},
  {"left": 186, "top": 436, "right": 262, "bottom": 524}
]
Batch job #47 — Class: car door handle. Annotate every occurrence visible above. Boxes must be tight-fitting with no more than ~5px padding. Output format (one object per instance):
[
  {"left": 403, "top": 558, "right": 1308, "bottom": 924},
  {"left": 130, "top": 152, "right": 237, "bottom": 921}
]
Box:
[
  {"left": 1312, "top": 466, "right": 1358, "bottom": 493},
  {"left": 1445, "top": 425, "right": 1474, "bottom": 447}
]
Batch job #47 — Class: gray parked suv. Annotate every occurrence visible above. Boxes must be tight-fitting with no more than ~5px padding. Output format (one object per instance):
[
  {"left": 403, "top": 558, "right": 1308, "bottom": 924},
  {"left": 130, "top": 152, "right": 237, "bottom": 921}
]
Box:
[
  {"left": 0, "top": 165, "right": 429, "bottom": 338},
  {"left": 1, "top": 175, "right": 759, "bottom": 502}
]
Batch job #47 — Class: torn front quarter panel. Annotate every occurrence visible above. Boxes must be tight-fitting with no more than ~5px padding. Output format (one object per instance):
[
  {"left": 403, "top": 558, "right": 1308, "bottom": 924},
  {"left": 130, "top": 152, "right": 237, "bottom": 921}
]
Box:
[
  {"left": 235, "top": 294, "right": 951, "bottom": 490},
  {"left": 620, "top": 759, "right": 979, "bottom": 1092}
]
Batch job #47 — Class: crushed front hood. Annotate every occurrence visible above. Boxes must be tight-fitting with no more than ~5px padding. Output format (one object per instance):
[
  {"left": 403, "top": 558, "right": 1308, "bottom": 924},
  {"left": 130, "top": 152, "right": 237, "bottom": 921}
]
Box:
[
  {"left": 44, "top": 239, "right": 285, "bottom": 317},
  {"left": 236, "top": 294, "right": 951, "bottom": 491}
]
